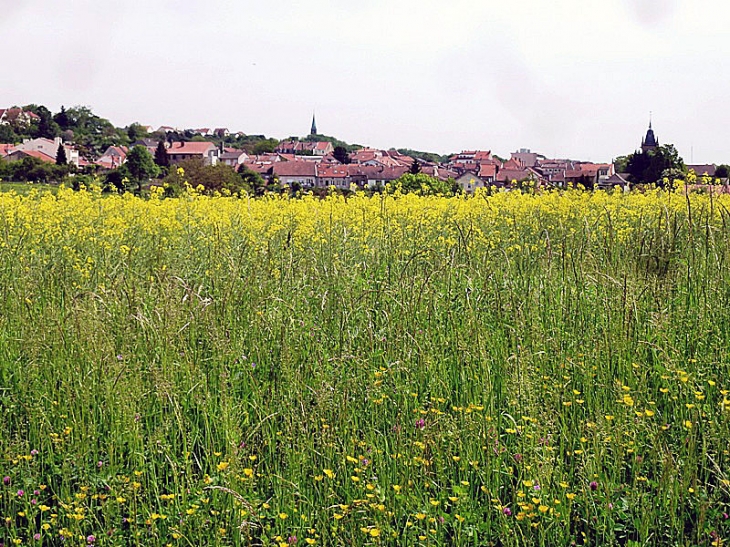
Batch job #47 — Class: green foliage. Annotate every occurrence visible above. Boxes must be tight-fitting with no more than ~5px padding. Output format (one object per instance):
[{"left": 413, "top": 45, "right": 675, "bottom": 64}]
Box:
[
  {"left": 333, "top": 146, "right": 350, "bottom": 164},
  {"left": 53, "top": 105, "right": 128, "bottom": 159},
  {"left": 239, "top": 165, "right": 266, "bottom": 193},
  {"left": 393, "top": 173, "right": 452, "bottom": 195},
  {"left": 613, "top": 155, "right": 630, "bottom": 174},
  {"left": 154, "top": 141, "right": 169, "bottom": 168},
  {"left": 125, "top": 145, "right": 160, "bottom": 192},
  {"left": 409, "top": 158, "right": 422, "bottom": 175},
  {"left": 252, "top": 138, "right": 278, "bottom": 155},
  {"left": 397, "top": 148, "right": 447, "bottom": 164},
  {"left": 4, "top": 156, "right": 70, "bottom": 183},
  {"left": 126, "top": 123, "right": 149, "bottom": 142},
  {"left": 0, "top": 124, "right": 17, "bottom": 144},
  {"left": 715, "top": 165, "right": 729, "bottom": 179},
  {"left": 26, "top": 105, "right": 59, "bottom": 139},
  {"left": 626, "top": 145, "right": 685, "bottom": 185},
  {"left": 162, "top": 158, "right": 246, "bottom": 195},
  {"left": 55, "top": 143, "right": 67, "bottom": 166}
]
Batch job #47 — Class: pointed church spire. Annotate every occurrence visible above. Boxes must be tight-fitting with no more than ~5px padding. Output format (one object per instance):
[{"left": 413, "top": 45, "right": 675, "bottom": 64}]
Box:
[
  {"left": 310, "top": 112, "right": 317, "bottom": 136},
  {"left": 642, "top": 112, "right": 658, "bottom": 152}
]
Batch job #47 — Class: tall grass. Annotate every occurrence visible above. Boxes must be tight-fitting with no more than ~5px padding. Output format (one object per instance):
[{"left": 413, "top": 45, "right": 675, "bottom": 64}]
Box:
[{"left": 1, "top": 186, "right": 729, "bottom": 546}]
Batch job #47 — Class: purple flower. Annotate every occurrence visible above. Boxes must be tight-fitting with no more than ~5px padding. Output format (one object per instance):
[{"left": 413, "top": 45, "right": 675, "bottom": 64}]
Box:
[
  {"left": 97, "top": 461, "right": 104, "bottom": 468},
  {"left": 86, "top": 535, "right": 96, "bottom": 543},
  {"left": 33, "top": 534, "right": 41, "bottom": 541},
  {"left": 589, "top": 481, "right": 598, "bottom": 491},
  {"left": 608, "top": 502, "right": 614, "bottom": 509},
  {"left": 17, "top": 489, "right": 24, "bottom": 497},
  {"left": 30, "top": 449, "right": 38, "bottom": 456},
  {"left": 288, "top": 536, "right": 297, "bottom": 544},
  {"left": 502, "top": 507, "right": 512, "bottom": 516},
  {"left": 533, "top": 483, "right": 541, "bottom": 491},
  {"left": 116, "top": 354, "right": 123, "bottom": 361},
  {"left": 31, "top": 498, "right": 37, "bottom": 505},
  {"left": 724, "top": 512, "right": 729, "bottom": 520},
  {"left": 415, "top": 418, "right": 426, "bottom": 430},
  {"left": 513, "top": 453, "right": 523, "bottom": 462},
  {"left": 34, "top": 490, "right": 40, "bottom": 495},
  {"left": 2, "top": 476, "right": 9, "bottom": 486}
]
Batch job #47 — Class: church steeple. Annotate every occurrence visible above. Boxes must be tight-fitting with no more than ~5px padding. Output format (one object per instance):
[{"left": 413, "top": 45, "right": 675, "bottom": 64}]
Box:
[
  {"left": 310, "top": 112, "right": 317, "bottom": 136},
  {"left": 641, "top": 113, "right": 658, "bottom": 153}
]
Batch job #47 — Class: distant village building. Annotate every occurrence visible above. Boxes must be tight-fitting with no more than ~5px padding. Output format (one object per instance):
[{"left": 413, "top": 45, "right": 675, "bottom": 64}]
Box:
[
  {"left": 166, "top": 141, "right": 219, "bottom": 165},
  {"left": 455, "top": 172, "right": 488, "bottom": 194},
  {"left": 510, "top": 148, "right": 542, "bottom": 168},
  {"left": 0, "top": 107, "right": 40, "bottom": 127},
  {"left": 12, "top": 137, "right": 80, "bottom": 166},
  {"left": 95, "top": 146, "right": 128, "bottom": 169},
  {"left": 641, "top": 120, "right": 659, "bottom": 153}
]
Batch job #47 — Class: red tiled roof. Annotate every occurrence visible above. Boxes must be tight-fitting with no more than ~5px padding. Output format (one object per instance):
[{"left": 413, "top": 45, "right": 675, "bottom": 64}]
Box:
[
  {"left": 167, "top": 141, "right": 216, "bottom": 154},
  {"left": 496, "top": 169, "right": 532, "bottom": 182},
  {"left": 272, "top": 162, "right": 316, "bottom": 177},
  {"left": 0, "top": 143, "right": 14, "bottom": 156},
  {"left": 347, "top": 164, "right": 408, "bottom": 180},
  {"left": 503, "top": 158, "right": 522, "bottom": 170},
  {"left": 318, "top": 165, "right": 348, "bottom": 178},
  {"left": 478, "top": 164, "right": 497, "bottom": 178},
  {"left": 9, "top": 149, "right": 56, "bottom": 163}
]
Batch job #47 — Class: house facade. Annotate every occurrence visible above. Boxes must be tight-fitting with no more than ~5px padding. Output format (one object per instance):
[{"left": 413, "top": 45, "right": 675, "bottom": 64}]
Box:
[
  {"left": 166, "top": 142, "right": 219, "bottom": 166},
  {"left": 12, "top": 137, "right": 80, "bottom": 166}
]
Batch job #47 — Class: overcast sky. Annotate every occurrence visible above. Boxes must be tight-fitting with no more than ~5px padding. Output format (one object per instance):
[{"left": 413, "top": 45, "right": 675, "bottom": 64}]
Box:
[{"left": 1, "top": 0, "right": 727, "bottom": 163}]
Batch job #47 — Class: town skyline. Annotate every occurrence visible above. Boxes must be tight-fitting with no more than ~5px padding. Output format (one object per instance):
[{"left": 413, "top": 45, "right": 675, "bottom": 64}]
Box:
[{"left": 2, "top": 1, "right": 728, "bottom": 164}]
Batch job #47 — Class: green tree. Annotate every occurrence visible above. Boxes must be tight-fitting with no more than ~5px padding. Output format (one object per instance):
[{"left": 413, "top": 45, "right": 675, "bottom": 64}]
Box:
[
  {"left": 239, "top": 165, "right": 266, "bottom": 194},
  {"left": 10, "top": 157, "right": 55, "bottom": 183},
  {"left": 397, "top": 148, "right": 447, "bottom": 164},
  {"left": 0, "top": 124, "right": 17, "bottom": 144},
  {"left": 333, "top": 146, "right": 350, "bottom": 164},
  {"left": 154, "top": 141, "right": 169, "bottom": 168},
  {"left": 26, "top": 105, "right": 59, "bottom": 139},
  {"left": 613, "top": 155, "right": 630, "bottom": 174},
  {"left": 625, "top": 144, "right": 684, "bottom": 186},
  {"left": 409, "top": 158, "right": 422, "bottom": 175},
  {"left": 53, "top": 106, "right": 70, "bottom": 131},
  {"left": 125, "top": 145, "right": 160, "bottom": 193},
  {"left": 715, "top": 165, "right": 729, "bottom": 179},
  {"left": 162, "top": 158, "right": 244, "bottom": 195},
  {"left": 55, "top": 144, "right": 68, "bottom": 165},
  {"left": 252, "top": 139, "right": 278, "bottom": 155},
  {"left": 126, "top": 123, "right": 148, "bottom": 142},
  {"left": 394, "top": 173, "right": 451, "bottom": 195}
]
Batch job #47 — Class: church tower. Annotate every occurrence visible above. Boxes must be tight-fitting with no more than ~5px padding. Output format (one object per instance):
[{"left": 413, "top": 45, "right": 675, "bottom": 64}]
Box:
[
  {"left": 310, "top": 112, "right": 317, "bottom": 136},
  {"left": 641, "top": 115, "right": 658, "bottom": 153}
]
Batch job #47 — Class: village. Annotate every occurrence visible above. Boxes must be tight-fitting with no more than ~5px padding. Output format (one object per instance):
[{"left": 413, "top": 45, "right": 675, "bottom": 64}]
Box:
[{"left": 0, "top": 106, "right": 722, "bottom": 193}]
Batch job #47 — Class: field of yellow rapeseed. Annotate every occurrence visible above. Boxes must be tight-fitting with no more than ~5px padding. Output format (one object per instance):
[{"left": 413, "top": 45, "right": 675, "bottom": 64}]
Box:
[{"left": 1, "top": 185, "right": 730, "bottom": 546}]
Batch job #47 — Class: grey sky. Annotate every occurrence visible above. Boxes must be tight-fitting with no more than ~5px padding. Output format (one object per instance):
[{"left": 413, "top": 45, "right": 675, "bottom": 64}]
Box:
[{"left": 1, "top": 0, "right": 727, "bottom": 163}]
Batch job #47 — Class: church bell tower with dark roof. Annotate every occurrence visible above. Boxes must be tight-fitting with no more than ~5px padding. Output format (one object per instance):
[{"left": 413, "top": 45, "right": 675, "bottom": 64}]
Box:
[
  {"left": 310, "top": 112, "right": 317, "bottom": 136},
  {"left": 641, "top": 115, "right": 658, "bottom": 153}
]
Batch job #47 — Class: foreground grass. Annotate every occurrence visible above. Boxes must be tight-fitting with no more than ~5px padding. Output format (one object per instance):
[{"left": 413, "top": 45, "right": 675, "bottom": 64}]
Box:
[{"left": 1, "top": 187, "right": 729, "bottom": 546}]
